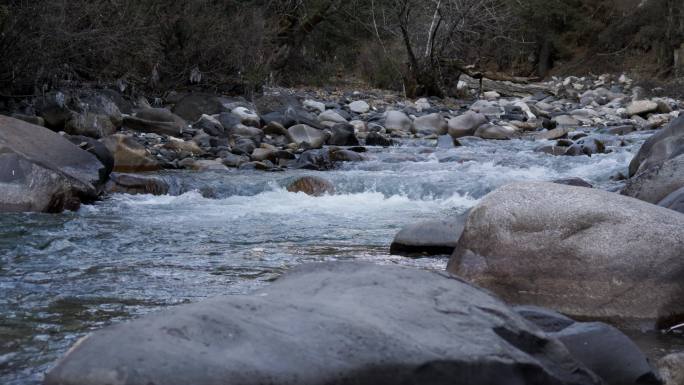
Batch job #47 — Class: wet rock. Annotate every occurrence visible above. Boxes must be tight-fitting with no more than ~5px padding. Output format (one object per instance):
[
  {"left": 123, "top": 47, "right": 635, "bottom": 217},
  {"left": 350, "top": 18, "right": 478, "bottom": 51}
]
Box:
[
  {"left": 349, "top": 100, "right": 370, "bottom": 114},
  {"left": 552, "top": 115, "right": 580, "bottom": 127},
  {"left": 0, "top": 115, "right": 106, "bottom": 212},
  {"left": 517, "top": 307, "right": 661, "bottom": 385},
  {"left": 231, "top": 107, "right": 260, "bottom": 127},
  {"left": 328, "top": 123, "right": 359, "bottom": 146},
  {"left": 536, "top": 127, "right": 571, "bottom": 141},
  {"left": 288, "top": 124, "right": 327, "bottom": 149},
  {"left": 318, "top": 109, "right": 347, "bottom": 124},
  {"left": 163, "top": 137, "right": 204, "bottom": 156},
  {"left": 658, "top": 186, "right": 684, "bottom": 213},
  {"left": 180, "top": 159, "right": 228, "bottom": 171},
  {"left": 65, "top": 112, "right": 118, "bottom": 138},
  {"left": 217, "top": 112, "right": 241, "bottom": 132},
  {"left": 437, "top": 135, "right": 457, "bottom": 148},
  {"left": 536, "top": 145, "right": 569, "bottom": 156},
  {"left": 448, "top": 111, "right": 488, "bottom": 139},
  {"left": 193, "top": 114, "right": 225, "bottom": 137},
  {"left": 552, "top": 178, "right": 593, "bottom": 188},
  {"left": 45, "top": 262, "right": 601, "bottom": 385},
  {"left": 564, "top": 138, "right": 606, "bottom": 156},
  {"left": 172, "top": 93, "right": 227, "bottom": 122},
  {"left": 303, "top": 100, "right": 326, "bottom": 113},
  {"left": 622, "top": 155, "right": 684, "bottom": 204},
  {"left": 626, "top": 100, "right": 658, "bottom": 116},
  {"left": 293, "top": 148, "right": 362, "bottom": 170},
  {"left": 365, "top": 132, "right": 392, "bottom": 147},
  {"left": 35, "top": 91, "right": 72, "bottom": 128},
  {"left": 105, "top": 173, "right": 169, "bottom": 195},
  {"left": 658, "top": 353, "right": 684, "bottom": 385},
  {"left": 628, "top": 116, "right": 684, "bottom": 177},
  {"left": 390, "top": 214, "right": 467, "bottom": 257},
  {"left": 383, "top": 110, "right": 412, "bottom": 133},
  {"left": 251, "top": 148, "right": 277, "bottom": 162},
  {"left": 231, "top": 137, "right": 257, "bottom": 156},
  {"left": 474, "top": 124, "right": 516, "bottom": 140},
  {"left": 469, "top": 100, "right": 503, "bottom": 117},
  {"left": 447, "top": 181, "right": 684, "bottom": 330},
  {"left": 102, "top": 134, "right": 160, "bottom": 173},
  {"left": 221, "top": 153, "right": 249, "bottom": 168},
  {"left": 65, "top": 135, "right": 114, "bottom": 178},
  {"left": 413, "top": 113, "right": 447, "bottom": 136},
  {"left": 124, "top": 108, "right": 186, "bottom": 137},
  {"left": 286, "top": 176, "right": 335, "bottom": 196}
]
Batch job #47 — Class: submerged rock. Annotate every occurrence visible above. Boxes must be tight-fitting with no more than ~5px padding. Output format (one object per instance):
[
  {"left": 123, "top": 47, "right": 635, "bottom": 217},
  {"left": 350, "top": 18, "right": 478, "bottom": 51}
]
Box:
[
  {"left": 105, "top": 173, "right": 169, "bottom": 195},
  {"left": 447, "top": 181, "right": 684, "bottom": 330},
  {"left": 0, "top": 115, "right": 107, "bottom": 212},
  {"left": 286, "top": 176, "right": 335, "bottom": 196},
  {"left": 45, "top": 262, "right": 601, "bottom": 385}
]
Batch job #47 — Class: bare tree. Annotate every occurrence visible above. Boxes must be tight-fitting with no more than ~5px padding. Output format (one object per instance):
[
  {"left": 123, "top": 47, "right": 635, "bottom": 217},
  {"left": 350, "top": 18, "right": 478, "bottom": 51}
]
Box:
[{"left": 371, "top": 0, "right": 515, "bottom": 97}]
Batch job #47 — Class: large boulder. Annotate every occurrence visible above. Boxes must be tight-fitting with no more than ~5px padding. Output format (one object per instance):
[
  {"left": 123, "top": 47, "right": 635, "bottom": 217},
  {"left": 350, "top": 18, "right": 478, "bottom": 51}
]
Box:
[
  {"left": 328, "top": 123, "right": 359, "bottom": 146},
  {"left": 45, "top": 262, "right": 601, "bottom": 385},
  {"left": 389, "top": 215, "right": 467, "bottom": 257},
  {"left": 474, "top": 124, "right": 517, "bottom": 140},
  {"left": 171, "top": 93, "right": 227, "bottom": 122},
  {"left": 628, "top": 116, "right": 684, "bottom": 177},
  {"left": 448, "top": 112, "right": 487, "bottom": 138},
  {"left": 383, "top": 110, "right": 413, "bottom": 133},
  {"left": 622, "top": 154, "right": 684, "bottom": 204},
  {"left": 447, "top": 182, "right": 684, "bottom": 330},
  {"left": 413, "top": 113, "right": 447, "bottom": 136},
  {"left": 0, "top": 115, "right": 107, "bottom": 212},
  {"left": 65, "top": 112, "right": 117, "bottom": 138},
  {"left": 626, "top": 100, "right": 659, "bottom": 116},
  {"left": 102, "top": 134, "right": 160, "bottom": 173},
  {"left": 288, "top": 124, "right": 327, "bottom": 148},
  {"left": 124, "top": 108, "right": 186, "bottom": 137},
  {"left": 65, "top": 135, "right": 114, "bottom": 179},
  {"left": 658, "top": 353, "right": 684, "bottom": 385}
]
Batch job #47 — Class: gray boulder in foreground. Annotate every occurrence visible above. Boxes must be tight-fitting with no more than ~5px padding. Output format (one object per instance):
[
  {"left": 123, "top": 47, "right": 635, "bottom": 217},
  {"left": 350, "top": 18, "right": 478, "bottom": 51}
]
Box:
[
  {"left": 46, "top": 262, "right": 601, "bottom": 385},
  {"left": 0, "top": 115, "right": 106, "bottom": 212},
  {"left": 447, "top": 181, "right": 684, "bottom": 330}
]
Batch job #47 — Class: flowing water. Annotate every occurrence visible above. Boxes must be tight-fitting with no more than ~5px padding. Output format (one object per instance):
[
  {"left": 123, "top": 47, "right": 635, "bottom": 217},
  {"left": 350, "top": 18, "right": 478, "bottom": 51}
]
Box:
[{"left": 1, "top": 132, "right": 682, "bottom": 384}]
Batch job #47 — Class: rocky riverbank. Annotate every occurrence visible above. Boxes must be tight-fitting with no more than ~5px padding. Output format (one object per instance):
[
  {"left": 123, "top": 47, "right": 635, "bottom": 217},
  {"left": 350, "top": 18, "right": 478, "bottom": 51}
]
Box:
[{"left": 1, "top": 73, "right": 684, "bottom": 385}]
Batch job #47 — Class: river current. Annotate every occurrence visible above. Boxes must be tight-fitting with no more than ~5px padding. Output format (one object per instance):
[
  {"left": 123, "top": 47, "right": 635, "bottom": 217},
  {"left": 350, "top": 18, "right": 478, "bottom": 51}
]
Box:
[{"left": 2, "top": 132, "right": 682, "bottom": 384}]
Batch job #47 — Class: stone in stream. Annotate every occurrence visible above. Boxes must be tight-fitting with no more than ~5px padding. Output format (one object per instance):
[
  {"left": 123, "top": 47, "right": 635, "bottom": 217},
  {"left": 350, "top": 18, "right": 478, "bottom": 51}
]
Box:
[
  {"left": 65, "top": 135, "right": 115, "bottom": 179},
  {"left": 231, "top": 106, "right": 260, "bottom": 127},
  {"left": 447, "top": 111, "right": 488, "bottom": 139},
  {"left": 626, "top": 100, "right": 659, "bottom": 117},
  {"left": 552, "top": 178, "right": 593, "bottom": 188},
  {"left": 447, "top": 181, "right": 684, "bottom": 330},
  {"left": 124, "top": 108, "right": 187, "bottom": 137},
  {"left": 0, "top": 115, "right": 108, "bottom": 213},
  {"left": 389, "top": 214, "right": 468, "bottom": 257},
  {"left": 45, "top": 262, "right": 601, "bottom": 385},
  {"left": 102, "top": 134, "right": 160, "bottom": 173},
  {"left": 516, "top": 306, "right": 661, "bottom": 385},
  {"left": 622, "top": 155, "right": 684, "bottom": 205},
  {"left": 328, "top": 123, "right": 359, "bottom": 146},
  {"left": 474, "top": 124, "right": 517, "bottom": 140},
  {"left": 171, "top": 93, "right": 228, "bottom": 122},
  {"left": 383, "top": 110, "right": 413, "bottom": 133},
  {"left": 105, "top": 173, "right": 169, "bottom": 195},
  {"left": 536, "top": 127, "right": 571, "bottom": 141},
  {"left": 64, "top": 92, "right": 123, "bottom": 138},
  {"left": 193, "top": 114, "right": 225, "bottom": 137},
  {"left": 286, "top": 176, "right": 335, "bottom": 196},
  {"left": 628, "top": 115, "right": 684, "bottom": 178},
  {"left": 413, "top": 113, "right": 447, "bottom": 136},
  {"left": 564, "top": 137, "right": 606, "bottom": 156},
  {"left": 318, "top": 109, "right": 347, "bottom": 124},
  {"left": 287, "top": 124, "right": 328, "bottom": 149},
  {"left": 365, "top": 132, "right": 392, "bottom": 147}
]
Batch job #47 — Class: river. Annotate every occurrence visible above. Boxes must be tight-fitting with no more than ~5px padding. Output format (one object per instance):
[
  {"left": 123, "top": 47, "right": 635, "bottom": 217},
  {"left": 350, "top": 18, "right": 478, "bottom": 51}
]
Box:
[{"left": 1, "top": 132, "right": 682, "bottom": 384}]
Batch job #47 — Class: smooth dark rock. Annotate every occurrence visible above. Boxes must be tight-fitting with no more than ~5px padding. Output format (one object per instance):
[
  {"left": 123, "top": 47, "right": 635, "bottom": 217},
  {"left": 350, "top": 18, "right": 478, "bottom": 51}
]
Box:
[
  {"left": 172, "top": 93, "right": 227, "bottom": 122},
  {"left": 0, "top": 115, "right": 106, "bottom": 212},
  {"left": 622, "top": 155, "right": 684, "bottom": 204},
  {"left": 45, "top": 262, "right": 601, "bottom": 385},
  {"left": 365, "top": 132, "right": 392, "bottom": 147},
  {"left": 328, "top": 123, "right": 359, "bottom": 146},
  {"left": 390, "top": 215, "right": 467, "bottom": 257},
  {"left": 447, "top": 181, "right": 684, "bottom": 330},
  {"left": 65, "top": 135, "right": 114, "bottom": 179},
  {"left": 629, "top": 116, "right": 684, "bottom": 177},
  {"left": 125, "top": 108, "right": 186, "bottom": 137}
]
